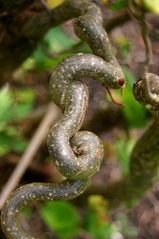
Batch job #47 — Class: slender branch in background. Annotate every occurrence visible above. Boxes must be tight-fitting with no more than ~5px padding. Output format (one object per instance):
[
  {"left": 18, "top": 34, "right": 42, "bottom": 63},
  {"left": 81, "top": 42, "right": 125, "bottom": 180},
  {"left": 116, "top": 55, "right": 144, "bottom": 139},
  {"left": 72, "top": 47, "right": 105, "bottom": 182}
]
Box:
[
  {"left": 0, "top": 103, "right": 61, "bottom": 210},
  {"left": 40, "top": 0, "right": 52, "bottom": 14},
  {"left": 140, "top": 13, "right": 152, "bottom": 73},
  {"left": 127, "top": 0, "right": 141, "bottom": 20},
  {"left": 128, "top": 0, "right": 152, "bottom": 72}
]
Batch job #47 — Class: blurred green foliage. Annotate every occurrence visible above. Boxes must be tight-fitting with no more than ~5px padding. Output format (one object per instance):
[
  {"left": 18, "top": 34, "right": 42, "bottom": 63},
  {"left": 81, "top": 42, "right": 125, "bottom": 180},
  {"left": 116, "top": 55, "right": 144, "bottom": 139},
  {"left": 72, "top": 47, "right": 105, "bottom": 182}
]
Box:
[
  {"left": 116, "top": 137, "right": 135, "bottom": 175},
  {"left": 116, "top": 35, "right": 131, "bottom": 59},
  {"left": 22, "top": 26, "right": 91, "bottom": 71},
  {"left": 109, "top": 0, "right": 159, "bottom": 14},
  {"left": 33, "top": 27, "right": 78, "bottom": 69},
  {"left": 24, "top": 196, "right": 138, "bottom": 238},
  {"left": 39, "top": 196, "right": 115, "bottom": 239},
  {"left": 84, "top": 195, "right": 113, "bottom": 239},
  {"left": 0, "top": 86, "right": 35, "bottom": 155},
  {"left": 109, "top": 0, "right": 127, "bottom": 11},
  {"left": 122, "top": 67, "right": 148, "bottom": 128},
  {"left": 136, "top": 0, "right": 159, "bottom": 14},
  {"left": 40, "top": 201, "right": 80, "bottom": 239}
]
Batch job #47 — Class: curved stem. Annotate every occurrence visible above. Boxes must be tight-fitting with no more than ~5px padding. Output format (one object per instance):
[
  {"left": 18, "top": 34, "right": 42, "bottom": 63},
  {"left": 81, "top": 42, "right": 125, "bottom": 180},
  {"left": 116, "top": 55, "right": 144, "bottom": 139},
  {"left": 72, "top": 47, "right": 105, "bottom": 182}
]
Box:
[
  {"left": 1, "top": 180, "right": 89, "bottom": 239},
  {"left": 1, "top": 1, "right": 125, "bottom": 238}
]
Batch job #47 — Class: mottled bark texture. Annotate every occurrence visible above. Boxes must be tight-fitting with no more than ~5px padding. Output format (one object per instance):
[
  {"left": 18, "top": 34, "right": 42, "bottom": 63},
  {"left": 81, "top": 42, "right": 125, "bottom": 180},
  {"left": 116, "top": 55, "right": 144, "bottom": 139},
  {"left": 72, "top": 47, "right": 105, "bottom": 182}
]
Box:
[{"left": 1, "top": 1, "right": 125, "bottom": 238}]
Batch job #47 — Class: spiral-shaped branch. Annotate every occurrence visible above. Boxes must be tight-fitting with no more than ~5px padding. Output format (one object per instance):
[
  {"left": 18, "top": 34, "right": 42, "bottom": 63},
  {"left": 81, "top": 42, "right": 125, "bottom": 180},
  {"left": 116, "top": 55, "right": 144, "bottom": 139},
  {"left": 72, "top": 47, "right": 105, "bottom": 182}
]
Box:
[{"left": 1, "top": 1, "right": 125, "bottom": 238}]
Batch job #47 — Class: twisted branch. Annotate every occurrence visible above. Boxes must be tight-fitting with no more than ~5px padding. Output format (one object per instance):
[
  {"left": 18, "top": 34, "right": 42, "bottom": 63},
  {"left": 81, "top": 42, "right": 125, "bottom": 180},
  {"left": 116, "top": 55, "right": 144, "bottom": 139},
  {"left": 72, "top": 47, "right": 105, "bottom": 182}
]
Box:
[{"left": 1, "top": 1, "right": 125, "bottom": 238}]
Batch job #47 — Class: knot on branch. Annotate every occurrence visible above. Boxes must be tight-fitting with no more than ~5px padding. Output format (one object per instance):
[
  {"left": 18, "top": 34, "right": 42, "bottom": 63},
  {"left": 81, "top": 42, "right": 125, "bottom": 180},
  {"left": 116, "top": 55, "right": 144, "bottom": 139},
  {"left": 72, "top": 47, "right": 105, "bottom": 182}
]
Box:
[{"left": 133, "top": 73, "right": 159, "bottom": 115}]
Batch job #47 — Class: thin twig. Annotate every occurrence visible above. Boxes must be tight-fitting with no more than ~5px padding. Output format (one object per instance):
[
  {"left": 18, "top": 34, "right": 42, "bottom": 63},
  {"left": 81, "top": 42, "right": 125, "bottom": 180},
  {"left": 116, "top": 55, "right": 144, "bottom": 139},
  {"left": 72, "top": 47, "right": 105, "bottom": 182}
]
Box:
[
  {"left": 0, "top": 103, "right": 61, "bottom": 210},
  {"left": 128, "top": 0, "right": 152, "bottom": 72},
  {"left": 139, "top": 13, "right": 156, "bottom": 104},
  {"left": 140, "top": 13, "right": 152, "bottom": 74},
  {"left": 40, "top": 0, "right": 52, "bottom": 14}
]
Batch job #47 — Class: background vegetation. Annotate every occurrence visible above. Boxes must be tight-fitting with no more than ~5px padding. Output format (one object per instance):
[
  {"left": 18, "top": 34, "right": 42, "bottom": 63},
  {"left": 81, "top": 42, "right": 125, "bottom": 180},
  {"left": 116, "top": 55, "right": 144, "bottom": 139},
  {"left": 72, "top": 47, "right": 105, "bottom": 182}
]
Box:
[{"left": 0, "top": 0, "right": 159, "bottom": 238}]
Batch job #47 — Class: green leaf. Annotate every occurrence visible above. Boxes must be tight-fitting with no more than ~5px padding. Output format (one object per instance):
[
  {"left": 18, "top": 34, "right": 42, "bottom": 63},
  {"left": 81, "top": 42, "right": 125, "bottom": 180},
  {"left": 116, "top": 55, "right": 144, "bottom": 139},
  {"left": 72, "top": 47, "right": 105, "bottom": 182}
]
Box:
[
  {"left": 13, "top": 103, "right": 33, "bottom": 120},
  {"left": 116, "top": 138, "right": 135, "bottom": 175},
  {"left": 15, "top": 88, "right": 35, "bottom": 103},
  {"left": 116, "top": 36, "right": 131, "bottom": 59},
  {"left": 33, "top": 47, "right": 56, "bottom": 69},
  {"left": 0, "top": 86, "right": 13, "bottom": 122},
  {"left": 84, "top": 196, "right": 113, "bottom": 239},
  {"left": 22, "top": 58, "right": 35, "bottom": 71},
  {"left": 33, "top": 27, "right": 77, "bottom": 69},
  {"left": 122, "top": 67, "right": 148, "bottom": 128},
  {"left": 40, "top": 201, "right": 79, "bottom": 239},
  {"left": 84, "top": 209, "right": 113, "bottom": 239},
  {"left": 44, "top": 27, "right": 76, "bottom": 52},
  {"left": 109, "top": 0, "right": 127, "bottom": 11},
  {"left": 12, "top": 138, "right": 28, "bottom": 152},
  {"left": 0, "top": 87, "right": 34, "bottom": 122},
  {"left": 0, "top": 103, "right": 33, "bottom": 122},
  {"left": 143, "top": 0, "right": 159, "bottom": 14},
  {"left": 0, "top": 131, "right": 27, "bottom": 155},
  {"left": 0, "top": 122, "right": 7, "bottom": 132}
]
